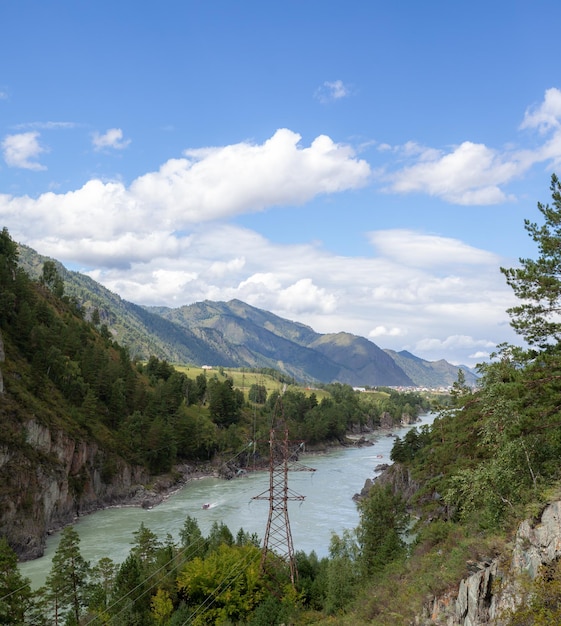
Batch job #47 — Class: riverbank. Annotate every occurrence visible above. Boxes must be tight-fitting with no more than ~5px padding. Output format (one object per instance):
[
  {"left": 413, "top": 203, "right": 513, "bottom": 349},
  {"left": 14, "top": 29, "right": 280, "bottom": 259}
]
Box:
[
  {"left": 19, "top": 413, "right": 437, "bottom": 590},
  {"left": 24, "top": 415, "right": 423, "bottom": 563}
]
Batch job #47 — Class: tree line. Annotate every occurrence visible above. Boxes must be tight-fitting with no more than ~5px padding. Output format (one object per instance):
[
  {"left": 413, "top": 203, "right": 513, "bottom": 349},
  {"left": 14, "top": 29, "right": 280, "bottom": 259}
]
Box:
[
  {"left": 0, "top": 224, "right": 433, "bottom": 624},
  {"left": 0, "top": 481, "right": 409, "bottom": 625},
  {"left": 0, "top": 229, "right": 429, "bottom": 477}
]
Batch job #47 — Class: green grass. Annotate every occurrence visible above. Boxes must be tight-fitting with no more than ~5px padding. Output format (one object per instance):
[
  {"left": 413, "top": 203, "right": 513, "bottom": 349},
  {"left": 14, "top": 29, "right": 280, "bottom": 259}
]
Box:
[{"left": 173, "top": 365, "right": 330, "bottom": 401}]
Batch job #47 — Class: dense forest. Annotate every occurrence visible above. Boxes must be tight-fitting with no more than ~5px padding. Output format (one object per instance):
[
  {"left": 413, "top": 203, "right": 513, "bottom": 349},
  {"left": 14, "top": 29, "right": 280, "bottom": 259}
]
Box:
[
  {"left": 6, "top": 175, "right": 561, "bottom": 624},
  {"left": 0, "top": 225, "right": 428, "bottom": 474},
  {"left": 0, "top": 224, "right": 432, "bottom": 624}
]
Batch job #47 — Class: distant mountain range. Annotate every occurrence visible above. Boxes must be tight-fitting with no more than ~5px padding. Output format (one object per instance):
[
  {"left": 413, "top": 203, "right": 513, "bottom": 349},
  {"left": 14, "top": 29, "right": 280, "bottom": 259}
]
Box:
[{"left": 17, "top": 244, "right": 478, "bottom": 389}]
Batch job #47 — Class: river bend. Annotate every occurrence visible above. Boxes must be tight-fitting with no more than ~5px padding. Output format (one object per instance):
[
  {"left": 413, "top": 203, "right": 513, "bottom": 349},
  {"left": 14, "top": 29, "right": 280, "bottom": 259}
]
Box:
[{"left": 20, "top": 413, "right": 435, "bottom": 588}]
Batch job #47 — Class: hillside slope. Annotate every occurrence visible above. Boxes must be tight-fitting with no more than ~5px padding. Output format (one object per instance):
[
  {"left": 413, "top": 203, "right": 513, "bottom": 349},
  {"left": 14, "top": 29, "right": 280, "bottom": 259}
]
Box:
[
  {"left": 384, "top": 349, "right": 479, "bottom": 388},
  {"left": 18, "top": 244, "right": 470, "bottom": 387},
  {"left": 154, "top": 299, "right": 414, "bottom": 386}
]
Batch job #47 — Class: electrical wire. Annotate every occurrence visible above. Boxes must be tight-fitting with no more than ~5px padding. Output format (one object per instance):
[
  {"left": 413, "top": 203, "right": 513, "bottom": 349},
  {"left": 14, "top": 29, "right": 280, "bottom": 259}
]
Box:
[{"left": 181, "top": 548, "right": 262, "bottom": 626}]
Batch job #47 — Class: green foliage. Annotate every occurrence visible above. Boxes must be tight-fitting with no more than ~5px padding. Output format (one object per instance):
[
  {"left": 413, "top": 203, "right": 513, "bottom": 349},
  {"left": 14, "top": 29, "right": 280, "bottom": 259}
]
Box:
[
  {"left": 40, "top": 260, "right": 64, "bottom": 298},
  {"left": 110, "top": 553, "right": 152, "bottom": 623},
  {"left": 0, "top": 537, "right": 32, "bottom": 624},
  {"left": 207, "top": 377, "right": 243, "bottom": 427},
  {"left": 323, "top": 531, "right": 360, "bottom": 614},
  {"left": 501, "top": 173, "right": 561, "bottom": 348},
  {"left": 357, "top": 484, "right": 408, "bottom": 577},
  {"left": 179, "top": 515, "right": 206, "bottom": 559},
  {"left": 390, "top": 425, "right": 431, "bottom": 463},
  {"left": 88, "top": 556, "right": 117, "bottom": 615},
  {"left": 248, "top": 383, "right": 267, "bottom": 404},
  {"left": 43, "top": 526, "right": 90, "bottom": 625},
  {"left": 177, "top": 543, "right": 264, "bottom": 625}
]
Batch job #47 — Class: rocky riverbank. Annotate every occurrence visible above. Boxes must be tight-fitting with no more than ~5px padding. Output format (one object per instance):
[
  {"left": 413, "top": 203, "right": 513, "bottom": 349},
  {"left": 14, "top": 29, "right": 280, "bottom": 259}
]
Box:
[{"left": 5, "top": 410, "right": 424, "bottom": 562}]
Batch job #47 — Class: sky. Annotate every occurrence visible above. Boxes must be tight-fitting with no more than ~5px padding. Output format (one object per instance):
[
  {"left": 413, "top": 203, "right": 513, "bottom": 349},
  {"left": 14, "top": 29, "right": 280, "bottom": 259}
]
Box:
[{"left": 2, "top": 1, "right": 561, "bottom": 367}]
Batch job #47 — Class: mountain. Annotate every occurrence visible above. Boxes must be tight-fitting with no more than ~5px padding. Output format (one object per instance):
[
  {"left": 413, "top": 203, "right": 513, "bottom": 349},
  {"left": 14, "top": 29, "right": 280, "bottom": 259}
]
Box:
[
  {"left": 17, "top": 243, "right": 470, "bottom": 388},
  {"left": 16, "top": 244, "right": 229, "bottom": 366},
  {"left": 384, "top": 349, "right": 479, "bottom": 388},
  {"left": 152, "top": 299, "right": 414, "bottom": 386}
]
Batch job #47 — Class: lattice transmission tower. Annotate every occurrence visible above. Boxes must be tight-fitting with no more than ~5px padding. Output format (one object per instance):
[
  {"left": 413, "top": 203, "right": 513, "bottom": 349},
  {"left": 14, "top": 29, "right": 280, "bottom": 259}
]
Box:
[{"left": 252, "top": 406, "right": 315, "bottom": 586}]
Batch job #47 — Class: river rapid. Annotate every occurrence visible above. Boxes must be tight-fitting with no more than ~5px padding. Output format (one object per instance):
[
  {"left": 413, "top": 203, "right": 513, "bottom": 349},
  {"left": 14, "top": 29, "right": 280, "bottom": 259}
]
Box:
[{"left": 19, "top": 413, "right": 436, "bottom": 588}]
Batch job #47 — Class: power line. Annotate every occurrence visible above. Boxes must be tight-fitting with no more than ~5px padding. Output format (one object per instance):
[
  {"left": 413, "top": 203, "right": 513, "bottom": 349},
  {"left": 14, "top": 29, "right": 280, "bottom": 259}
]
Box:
[{"left": 252, "top": 398, "right": 315, "bottom": 587}]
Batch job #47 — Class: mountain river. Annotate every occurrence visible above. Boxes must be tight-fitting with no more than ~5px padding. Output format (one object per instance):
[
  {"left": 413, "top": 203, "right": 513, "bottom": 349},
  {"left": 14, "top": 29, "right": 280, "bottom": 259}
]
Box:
[{"left": 19, "top": 413, "right": 436, "bottom": 588}]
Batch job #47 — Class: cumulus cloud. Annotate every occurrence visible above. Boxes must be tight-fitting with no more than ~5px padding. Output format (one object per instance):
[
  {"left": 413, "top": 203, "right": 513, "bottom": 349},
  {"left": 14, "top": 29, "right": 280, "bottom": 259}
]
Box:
[
  {"left": 0, "top": 129, "right": 369, "bottom": 251},
  {"left": 2, "top": 131, "right": 48, "bottom": 170},
  {"left": 315, "top": 80, "right": 351, "bottom": 103},
  {"left": 131, "top": 129, "right": 370, "bottom": 221},
  {"left": 0, "top": 126, "right": 521, "bottom": 366},
  {"left": 386, "top": 141, "right": 520, "bottom": 204},
  {"left": 520, "top": 87, "right": 561, "bottom": 134},
  {"left": 92, "top": 128, "right": 131, "bottom": 151},
  {"left": 382, "top": 88, "right": 561, "bottom": 204}
]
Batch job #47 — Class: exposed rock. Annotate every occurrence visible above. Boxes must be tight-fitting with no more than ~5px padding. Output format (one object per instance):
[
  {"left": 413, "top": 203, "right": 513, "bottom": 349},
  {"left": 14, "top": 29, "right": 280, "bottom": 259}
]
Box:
[
  {"left": 376, "top": 462, "right": 422, "bottom": 502},
  {"left": 353, "top": 478, "right": 374, "bottom": 502},
  {"left": 1, "top": 417, "right": 152, "bottom": 560},
  {"left": 379, "top": 412, "right": 395, "bottom": 429},
  {"left": 417, "top": 500, "right": 561, "bottom": 625},
  {"left": 351, "top": 436, "right": 374, "bottom": 447}
]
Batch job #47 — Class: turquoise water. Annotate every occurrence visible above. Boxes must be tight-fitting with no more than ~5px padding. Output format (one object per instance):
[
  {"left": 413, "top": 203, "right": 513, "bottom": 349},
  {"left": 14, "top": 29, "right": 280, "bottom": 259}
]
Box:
[{"left": 19, "top": 414, "right": 435, "bottom": 588}]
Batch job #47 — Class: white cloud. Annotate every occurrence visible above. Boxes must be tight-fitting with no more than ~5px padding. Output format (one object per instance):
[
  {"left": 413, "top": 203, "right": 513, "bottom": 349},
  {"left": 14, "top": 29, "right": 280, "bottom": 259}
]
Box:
[
  {"left": 470, "top": 350, "right": 490, "bottom": 360},
  {"left": 92, "top": 128, "right": 131, "bottom": 151},
  {"left": 131, "top": 129, "right": 370, "bottom": 221},
  {"left": 520, "top": 87, "right": 561, "bottom": 134},
  {"left": 382, "top": 88, "right": 561, "bottom": 205},
  {"left": 368, "top": 229, "right": 499, "bottom": 268},
  {"left": 0, "top": 130, "right": 369, "bottom": 247},
  {"left": 2, "top": 131, "right": 48, "bottom": 170},
  {"left": 208, "top": 257, "right": 246, "bottom": 277},
  {"left": 0, "top": 127, "right": 521, "bottom": 367},
  {"left": 415, "top": 336, "right": 496, "bottom": 364},
  {"left": 0, "top": 91, "right": 8, "bottom": 100},
  {"left": 315, "top": 80, "right": 351, "bottom": 103},
  {"left": 277, "top": 278, "right": 337, "bottom": 314},
  {"left": 369, "top": 326, "right": 406, "bottom": 338},
  {"left": 387, "top": 141, "right": 519, "bottom": 204}
]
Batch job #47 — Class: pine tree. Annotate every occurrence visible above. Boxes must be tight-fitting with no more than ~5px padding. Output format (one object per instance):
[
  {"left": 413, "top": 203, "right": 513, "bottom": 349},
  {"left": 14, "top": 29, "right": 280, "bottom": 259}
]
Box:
[
  {"left": 44, "top": 526, "right": 90, "bottom": 625},
  {"left": 501, "top": 173, "right": 561, "bottom": 349},
  {"left": 357, "top": 484, "right": 408, "bottom": 576}
]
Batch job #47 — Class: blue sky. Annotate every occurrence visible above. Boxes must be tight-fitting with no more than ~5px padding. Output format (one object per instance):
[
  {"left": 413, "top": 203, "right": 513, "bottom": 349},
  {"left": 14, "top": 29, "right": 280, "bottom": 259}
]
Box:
[{"left": 2, "top": 1, "right": 561, "bottom": 367}]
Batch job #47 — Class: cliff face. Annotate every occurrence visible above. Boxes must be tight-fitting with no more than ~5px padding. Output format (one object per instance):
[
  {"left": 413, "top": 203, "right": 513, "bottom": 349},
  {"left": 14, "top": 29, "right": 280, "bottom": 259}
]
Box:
[
  {"left": 418, "top": 500, "right": 561, "bottom": 625},
  {"left": 0, "top": 417, "right": 150, "bottom": 561}
]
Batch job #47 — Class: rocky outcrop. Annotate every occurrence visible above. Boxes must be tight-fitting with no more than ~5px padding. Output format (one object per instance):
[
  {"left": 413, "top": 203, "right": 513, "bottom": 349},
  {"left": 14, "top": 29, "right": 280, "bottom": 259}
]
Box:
[
  {"left": 417, "top": 501, "right": 561, "bottom": 625},
  {"left": 374, "top": 462, "right": 423, "bottom": 502},
  {"left": 0, "top": 418, "right": 155, "bottom": 560}
]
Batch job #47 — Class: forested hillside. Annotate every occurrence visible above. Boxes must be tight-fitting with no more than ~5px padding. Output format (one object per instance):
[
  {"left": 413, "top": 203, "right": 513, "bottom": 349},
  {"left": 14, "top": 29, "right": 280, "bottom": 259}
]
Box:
[
  {"left": 6, "top": 177, "right": 561, "bottom": 625},
  {"left": 0, "top": 222, "right": 436, "bottom": 624},
  {"left": 330, "top": 175, "right": 561, "bottom": 624},
  {"left": 17, "top": 244, "right": 471, "bottom": 388}
]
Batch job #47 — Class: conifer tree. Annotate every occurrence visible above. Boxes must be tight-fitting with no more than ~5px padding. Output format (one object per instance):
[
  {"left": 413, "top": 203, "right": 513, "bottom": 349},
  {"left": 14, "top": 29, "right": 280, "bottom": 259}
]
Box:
[
  {"left": 44, "top": 526, "right": 90, "bottom": 625},
  {"left": 501, "top": 173, "right": 561, "bottom": 349}
]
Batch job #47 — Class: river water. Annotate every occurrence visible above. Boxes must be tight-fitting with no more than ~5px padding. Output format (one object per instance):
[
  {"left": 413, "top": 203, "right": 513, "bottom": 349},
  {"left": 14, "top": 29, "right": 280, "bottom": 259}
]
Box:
[{"left": 19, "top": 413, "right": 435, "bottom": 588}]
